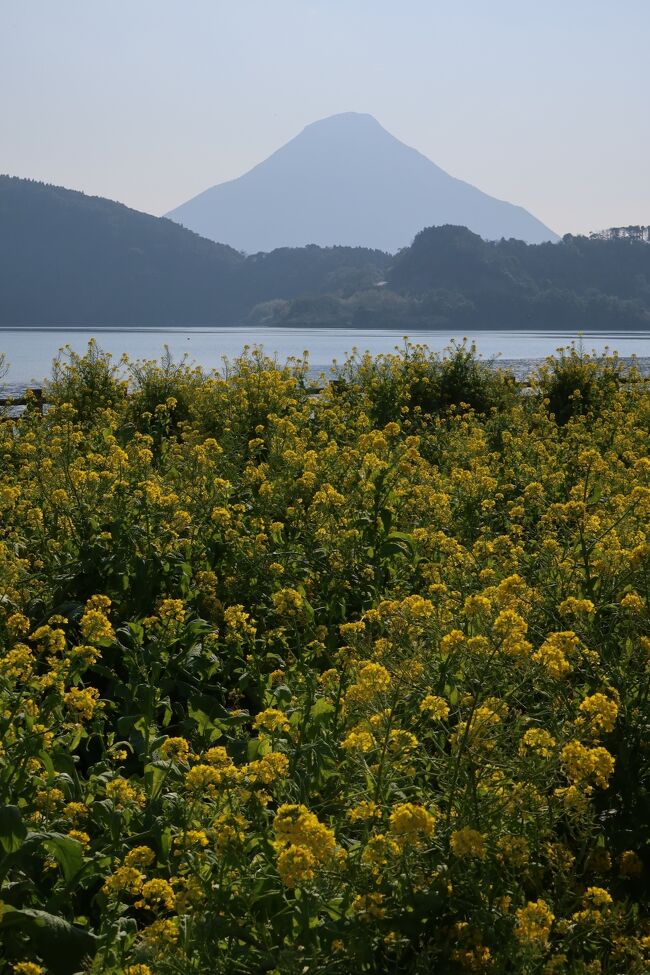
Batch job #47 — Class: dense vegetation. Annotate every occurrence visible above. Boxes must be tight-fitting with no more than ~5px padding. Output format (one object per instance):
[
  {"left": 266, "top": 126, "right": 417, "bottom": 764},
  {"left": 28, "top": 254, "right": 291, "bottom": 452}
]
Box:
[
  {"left": 1, "top": 341, "right": 649, "bottom": 975},
  {"left": 0, "top": 178, "right": 245, "bottom": 326},
  {"left": 269, "top": 226, "right": 650, "bottom": 329},
  {"left": 0, "top": 177, "right": 388, "bottom": 326},
  {"left": 2, "top": 177, "right": 650, "bottom": 329}
]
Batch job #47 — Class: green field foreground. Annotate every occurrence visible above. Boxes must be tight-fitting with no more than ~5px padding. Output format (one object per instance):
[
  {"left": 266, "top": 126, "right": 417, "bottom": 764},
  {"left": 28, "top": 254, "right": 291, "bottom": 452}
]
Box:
[{"left": 0, "top": 342, "right": 649, "bottom": 975}]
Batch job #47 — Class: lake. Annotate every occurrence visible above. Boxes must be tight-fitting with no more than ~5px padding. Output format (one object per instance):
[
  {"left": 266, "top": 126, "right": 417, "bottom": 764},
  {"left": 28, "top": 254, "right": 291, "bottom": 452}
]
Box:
[{"left": 1, "top": 326, "right": 649, "bottom": 390}]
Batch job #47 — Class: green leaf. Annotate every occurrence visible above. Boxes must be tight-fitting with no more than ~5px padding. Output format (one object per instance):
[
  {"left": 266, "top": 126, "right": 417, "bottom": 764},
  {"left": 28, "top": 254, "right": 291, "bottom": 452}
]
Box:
[
  {"left": 247, "top": 738, "right": 262, "bottom": 762},
  {"left": 378, "top": 539, "right": 411, "bottom": 559},
  {"left": 188, "top": 703, "right": 216, "bottom": 734},
  {"left": 388, "top": 530, "right": 416, "bottom": 547},
  {"left": 309, "top": 699, "right": 335, "bottom": 723},
  {"left": 273, "top": 684, "right": 293, "bottom": 706},
  {"left": 0, "top": 805, "right": 27, "bottom": 853},
  {"left": 40, "top": 832, "right": 84, "bottom": 882},
  {"left": 160, "top": 825, "right": 172, "bottom": 859},
  {"left": 144, "top": 762, "right": 168, "bottom": 801},
  {"left": 37, "top": 749, "right": 55, "bottom": 775},
  {"left": 0, "top": 908, "right": 98, "bottom": 974}
]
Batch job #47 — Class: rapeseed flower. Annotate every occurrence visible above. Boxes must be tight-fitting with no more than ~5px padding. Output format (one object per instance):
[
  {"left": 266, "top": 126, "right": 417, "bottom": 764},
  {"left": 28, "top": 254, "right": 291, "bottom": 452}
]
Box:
[
  {"left": 579, "top": 693, "right": 618, "bottom": 735},
  {"left": 561, "top": 741, "right": 615, "bottom": 789},
  {"left": 342, "top": 727, "right": 375, "bottom": 752},
  {"left": 515, "top": 899, "right": 554, "bottom": 946},
  {"left": 158, "top": 598, "right": 186, "bottom": 622},
  {"left": 135, "top": 878, "right": 175, "bottom": 911},
  {"left": 63, "top": 686, "right": 101, "bottom": 720},
  {"left": 273, "top": 804, "right": 336, "bottom": 862},
  {"left": 79, "top": 609, "right": 115, "bottom": 643},
  {"left": 2, "top": 344, "right": 648, "bottom": 970},
  {"left": 276, "top": 844, "right": 317, "bottom": 887},
  {"left": 389, "top": 803, "right": 436, "bottom": 848},
  {"left": 450, "top": 827, "right": 486, "bottom": 859},
  {"left": 351, "top": 892, "right": 386, "bottom": 920},
  {"left": 159, "top": 736, "right": 191, "bottom": 763},
  {"left": 253, "top": 707, "right": 290, "bottom": 734},
  {"left": 6, "top": 612, "right": 30, "bottom": 636},
  {"left": 520, "top": 728, "right": 556, "bottom": 757},
  {"left": 419, "top": 694, "right": 450, "bottom": 720}
]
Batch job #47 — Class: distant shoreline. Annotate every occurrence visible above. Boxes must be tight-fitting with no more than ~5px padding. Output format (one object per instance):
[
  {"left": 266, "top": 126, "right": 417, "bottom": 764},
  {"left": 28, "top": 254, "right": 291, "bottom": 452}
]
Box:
[
  {"left": 2, "top": 324, "right": 650, "bottom": 334},
  {"left": 2, "top": 326, "right": 648, "bottom": 388}
]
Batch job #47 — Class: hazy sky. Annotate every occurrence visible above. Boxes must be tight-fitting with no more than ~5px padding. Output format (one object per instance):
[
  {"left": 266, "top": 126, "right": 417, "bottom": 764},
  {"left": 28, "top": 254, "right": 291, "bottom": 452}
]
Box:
[{"left": 1, "top": 0, "right": 648, "bottom": 236}]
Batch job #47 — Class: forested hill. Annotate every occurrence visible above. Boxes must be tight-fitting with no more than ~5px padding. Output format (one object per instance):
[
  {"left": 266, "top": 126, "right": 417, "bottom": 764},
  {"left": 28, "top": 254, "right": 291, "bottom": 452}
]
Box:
[
  {"left": 390, "top": 224, "right": 650, "bottom": 297},
  {"left": 1, "top": 176, "right": 649, "bottom": 329},
  {"left": 0, "top": 176, "right": 388, "bottom": 325},
  {"left": 268, "top": 225, "right": 650, "bottom": 329},
  {"left": 0, "top": 176, "right": 245, "bottom": 325}
]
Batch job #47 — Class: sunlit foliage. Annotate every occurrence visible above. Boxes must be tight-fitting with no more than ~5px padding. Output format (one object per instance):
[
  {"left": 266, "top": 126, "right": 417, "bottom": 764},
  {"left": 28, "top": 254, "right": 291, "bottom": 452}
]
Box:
[{"left": 0, "top": 341, "right": 648, "bottom": 974}]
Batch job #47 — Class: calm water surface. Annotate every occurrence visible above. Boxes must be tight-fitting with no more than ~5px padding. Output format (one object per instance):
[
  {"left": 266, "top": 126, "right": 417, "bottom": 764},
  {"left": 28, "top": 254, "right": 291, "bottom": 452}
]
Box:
[{"left": 1, "top": 326, "right": 649, "bottom": 389}]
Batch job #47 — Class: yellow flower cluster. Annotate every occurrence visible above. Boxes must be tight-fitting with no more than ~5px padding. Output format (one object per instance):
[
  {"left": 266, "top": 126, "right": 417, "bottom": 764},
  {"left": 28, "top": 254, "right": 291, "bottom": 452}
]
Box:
[
  {"left": 579, "top": 693, "right": 619, "bottom": 736},
  {"left": 533, "top": 631, "right": 579, "bottom": 678},
  {"left": 271, "top": 587, "right": 305, "bottom": 617},
  {"left": 253, "top": 707, "right": 290, "bottom": 734},
  {"left": 158, "top": 598, "right": 186, "bottom": 623},
  {"left": 388, "top": 803, "right": 436, "bottom": 848},
  {"left": 515, "top": 899, "right": 555, "bottom": 946},
  {"left": 561, "top": 741, "right": 615, "bottom": 789},
  {"left": 273, "top": 804, "right": 337, "bottom": 887},
  {"left": 345, "top": 662, "right": 391, "bottom": 704},
  {"left": 520, "top": 728, "right": 556, "bottom": 757},
  {"left": 450, "top": 827, "right": 486, "bottom": 859},
  {"left": 1, "top": 343, "right": 648, "bottom": 973},
  {"left": 419, "top": 694, "right": 450, "bottom": 720},
  {"left": 80, "top": 608, "right": 115, "bottom": 644}
]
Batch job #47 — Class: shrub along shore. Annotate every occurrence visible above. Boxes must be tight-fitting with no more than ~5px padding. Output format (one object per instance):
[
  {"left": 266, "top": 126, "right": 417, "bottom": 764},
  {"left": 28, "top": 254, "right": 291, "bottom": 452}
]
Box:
[{"left": 0, "top": 341, "right": 649, "bottom": 975}]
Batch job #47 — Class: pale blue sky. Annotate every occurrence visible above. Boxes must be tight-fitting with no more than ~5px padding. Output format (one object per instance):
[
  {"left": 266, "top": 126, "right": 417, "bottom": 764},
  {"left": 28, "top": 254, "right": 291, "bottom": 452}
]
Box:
[{"left": 1, "top": 0, "right": 648, "bottom": 235}]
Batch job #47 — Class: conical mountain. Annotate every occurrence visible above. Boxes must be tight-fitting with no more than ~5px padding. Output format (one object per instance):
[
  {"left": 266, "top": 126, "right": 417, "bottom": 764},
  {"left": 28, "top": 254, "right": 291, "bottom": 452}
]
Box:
[{"left": 166, "top": 112, "right": 558, "bottom": 252}]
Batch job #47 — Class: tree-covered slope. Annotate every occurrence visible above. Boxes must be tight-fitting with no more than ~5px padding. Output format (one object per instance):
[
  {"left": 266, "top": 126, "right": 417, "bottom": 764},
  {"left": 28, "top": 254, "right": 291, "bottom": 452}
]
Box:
[
  {"left": 0, "top": 176, "right": 390, "bottom": 326},
  {"left": 268, "top": 226, "right": 650, "bottom": 329},
  {"left": 1, "top": 177, "right": 649, "bottom": 330},
  {"left": 0, "top": 176, "right": 248, "bottom": 325}
]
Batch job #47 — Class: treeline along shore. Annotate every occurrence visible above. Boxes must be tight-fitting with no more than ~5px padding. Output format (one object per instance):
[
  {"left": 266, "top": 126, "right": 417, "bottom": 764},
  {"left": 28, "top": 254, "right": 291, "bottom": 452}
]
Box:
[{"left": 2, "top": 175, "right": 650, "bottom": 329}]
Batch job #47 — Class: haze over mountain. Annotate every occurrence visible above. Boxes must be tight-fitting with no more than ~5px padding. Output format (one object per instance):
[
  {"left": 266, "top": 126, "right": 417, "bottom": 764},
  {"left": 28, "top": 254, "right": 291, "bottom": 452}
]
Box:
[{"left": 166, "top": 112, "right": 559, "bottom": 252}]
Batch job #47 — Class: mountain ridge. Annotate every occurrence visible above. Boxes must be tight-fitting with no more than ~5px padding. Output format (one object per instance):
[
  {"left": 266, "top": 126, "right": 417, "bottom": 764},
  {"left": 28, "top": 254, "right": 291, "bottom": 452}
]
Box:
[
  {"left": 1, "top": 175, "right": 649, "bottom": 331},
  {"left": 0, "top": 174, "right": 246, "bottom": 325},
  {"left": 0, "top": 175, "right": 390, "bottom": 325}
]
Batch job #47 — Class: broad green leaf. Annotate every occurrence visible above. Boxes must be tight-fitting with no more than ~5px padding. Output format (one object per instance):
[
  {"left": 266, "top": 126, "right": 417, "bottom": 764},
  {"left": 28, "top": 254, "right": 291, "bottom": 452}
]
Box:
[
  {"left": 188, "top": 703, "right": 216, "bottom": 734},
  {"left": 41, "top": 832, "right": 84, "bottom": 882},
  {"left": 144, "top": 762, "right": 168, "bottom": 800},
  {"left": 309, "top": 698, "right": 335, "bottom": 722},
  {"left": 0, "top": 805, "right": 27, "bottom": 854},
  {"left": 0, "top": 908, "right": 98, "bottom": 974}
]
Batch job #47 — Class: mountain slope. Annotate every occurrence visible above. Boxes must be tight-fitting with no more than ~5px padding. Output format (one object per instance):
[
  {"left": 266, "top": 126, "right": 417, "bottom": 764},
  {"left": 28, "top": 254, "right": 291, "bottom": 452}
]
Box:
[
  {"left": 2, "top": 176, "right": 647, "bottom": 332},
  {"left": 0, "top": 176, "right": 245, "bottom": 325},
  {"left": 0, "top": 176, "right": 389, "bottom": 325},
  {"left": 166, "top": 112, "right": 559, "bottom": 252}
]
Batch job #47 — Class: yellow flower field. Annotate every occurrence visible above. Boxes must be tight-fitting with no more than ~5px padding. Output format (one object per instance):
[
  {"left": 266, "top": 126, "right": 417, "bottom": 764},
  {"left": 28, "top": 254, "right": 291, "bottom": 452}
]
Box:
[{"left": 0, "top": 341, "right": 648, "bottom": 974}]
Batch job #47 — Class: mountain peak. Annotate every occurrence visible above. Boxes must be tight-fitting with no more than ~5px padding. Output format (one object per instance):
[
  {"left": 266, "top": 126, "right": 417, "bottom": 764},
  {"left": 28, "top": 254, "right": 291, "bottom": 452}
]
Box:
[
  {"left": 303, "top": 111, "right": 383, "bottom": 131},
  {"left": 166, "top": 116, "right": 558, "bottom": 252}
]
